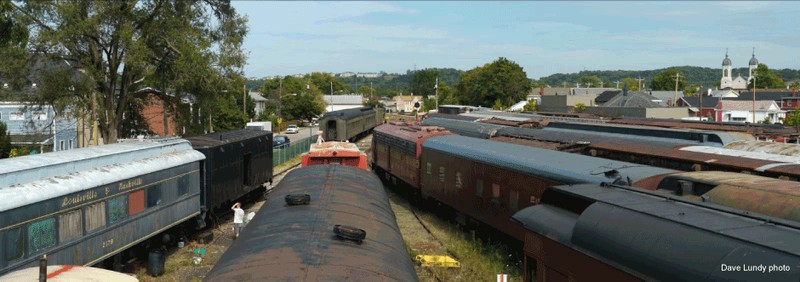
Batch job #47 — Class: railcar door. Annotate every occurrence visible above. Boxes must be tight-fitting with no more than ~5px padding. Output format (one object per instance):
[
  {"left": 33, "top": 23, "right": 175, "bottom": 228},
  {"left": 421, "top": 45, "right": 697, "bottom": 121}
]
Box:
[{"left": 326, "top": 120, "right": 337, "bottom": 141}]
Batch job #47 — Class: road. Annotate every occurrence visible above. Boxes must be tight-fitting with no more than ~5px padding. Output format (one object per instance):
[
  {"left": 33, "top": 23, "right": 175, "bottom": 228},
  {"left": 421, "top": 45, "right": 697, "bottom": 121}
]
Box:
[{"left": 276, "top": 125, "right": 319, "bottom": 143}]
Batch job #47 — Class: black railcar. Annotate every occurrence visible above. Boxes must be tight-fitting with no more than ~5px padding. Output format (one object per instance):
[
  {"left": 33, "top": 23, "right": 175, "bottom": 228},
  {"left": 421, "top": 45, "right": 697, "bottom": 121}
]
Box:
[
  {"left": 186, "top": 129, "right": 273, "bottom": 213},
  {"left": 205, "top": 164, "right": 418, "bottom": 281}
]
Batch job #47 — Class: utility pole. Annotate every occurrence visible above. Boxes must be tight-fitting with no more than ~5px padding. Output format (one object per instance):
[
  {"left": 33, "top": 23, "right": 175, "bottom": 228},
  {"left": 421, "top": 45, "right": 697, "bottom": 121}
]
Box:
[
  {"left": 330, "top": 81, "right": 333, "bottom": 112},
  {"left": 635, "top": 77, "right": 644, "bottom": 91},
  {"left": 753, "top": 76, "right": 757, "bottom": 123},
  {"left": 699, "top": 85, "right": 704, "bottom": 119},
  {"left": 614, "top": 80, "right": 620, "bottom": 89},
  {"left": 673, "top": 73, "right": 681, "bottom": 107},
  {"left": 243, "top": 84, "right": 247, "bottom": 116},
  {"left": 599, "top": 81, "right": 604, "bottom": 88},
  {"left": 435, "top": 77, "right": 439, "bottom": 111}
]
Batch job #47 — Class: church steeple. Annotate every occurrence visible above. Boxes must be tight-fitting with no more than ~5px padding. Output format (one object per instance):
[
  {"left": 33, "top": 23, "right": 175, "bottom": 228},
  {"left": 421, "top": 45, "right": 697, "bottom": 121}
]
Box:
[
  {"left": 748, "top": 47, "right": 758, "bottom": 82},
  {"left": 721, "top": 48, "right": 733, "bottom": 89}
]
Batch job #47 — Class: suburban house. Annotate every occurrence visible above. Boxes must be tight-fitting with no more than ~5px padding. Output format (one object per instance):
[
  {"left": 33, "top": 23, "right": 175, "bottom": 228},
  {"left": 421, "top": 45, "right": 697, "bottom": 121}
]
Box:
[
  {"left": 714, "top": 100, "right": 785, "bottom": 123},
  {"left": 250, "top": 91, "right": 268, "bottom": 116},
  {"left": 677, "top": 96, "right": 720, "bottom": 119},
  {"left": 0, "top": 61, "right": 79, "bottom": 152},
  {"left": 323, "top": 94, "right": 364, "bottom": 112},
  {"left": 583, "top": 90, "right": 690, "bottom": 119},
  {"left": 0, "top": 102, "right": 78, "bottom": 152},
  {"left": 393, "top": 95, "right": 422, "bottom": 113}
]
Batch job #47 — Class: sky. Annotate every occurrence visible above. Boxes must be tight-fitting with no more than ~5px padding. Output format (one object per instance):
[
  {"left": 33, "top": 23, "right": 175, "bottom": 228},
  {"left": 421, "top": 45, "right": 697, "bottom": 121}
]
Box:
[{"left": 230, "top": 1, "right": 800, "bottom": 80}]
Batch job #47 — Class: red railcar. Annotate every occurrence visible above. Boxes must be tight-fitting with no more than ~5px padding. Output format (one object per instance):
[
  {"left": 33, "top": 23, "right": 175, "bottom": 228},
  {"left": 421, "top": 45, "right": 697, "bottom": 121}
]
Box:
[
  {"left": 301, "top": 141, "right": 368, "bottom": 170},
  {"left": 371, "top": 123, "right": 451, "bottom": 191}
]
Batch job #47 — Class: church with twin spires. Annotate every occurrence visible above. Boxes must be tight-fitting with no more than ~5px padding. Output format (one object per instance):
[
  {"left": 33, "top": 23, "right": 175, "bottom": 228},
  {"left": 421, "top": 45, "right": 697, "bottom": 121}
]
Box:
[{"left": 720, "top": 49, "right": 759, "bottom": 90}]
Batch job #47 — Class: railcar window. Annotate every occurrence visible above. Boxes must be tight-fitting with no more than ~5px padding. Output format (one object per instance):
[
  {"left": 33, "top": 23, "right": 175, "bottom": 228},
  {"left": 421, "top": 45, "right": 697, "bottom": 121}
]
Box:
[
  {"left": 439, "top": 167, "right": 445, "bottom": 183},
  {"left": 27, "top": 218, "right": 55, "bottom": 255},
  {"left": 178, "top": 175, "right": 190, "bottom": 196},
  {"left": 147, "top": 184, "right": 162, "bottom": 207},
  {"left": 510, "top": 190, "right": 519, "bottom": 211},
  {"left": 455, "top": 172, "right": 463, "bottom": 190},
  {"left": 4, "top": 227, "right": 23, "bottom": 261},
  {"left": 58, "top": 209, "right": 83, "bottom": 242},
  {"left": 129, "top": 189, "right": 145, "bottom": 216},
  {"left": 426, "top": 162, "right": 432, "bottom": 175},
  {"left": 84, "top": 202, "right": 106, "bottom": 233},
  {"left": 492, "top": 184, "right": 500, "bottom": 199},
  {"left": 107, "top": 195, "right": 128, "bottom": 225},
  {"left": 475, "top": 180, "right": 483, "bottom": 198}
]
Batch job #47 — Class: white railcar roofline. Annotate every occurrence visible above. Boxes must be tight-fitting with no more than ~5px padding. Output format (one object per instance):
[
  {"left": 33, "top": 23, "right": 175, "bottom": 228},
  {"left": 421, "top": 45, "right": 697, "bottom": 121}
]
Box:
[
  {"left": 0, "top": 138, "right": 192, "bottom": 188},
  {"left": 0, "top": 149, "right": 205, "bottom": 212}
]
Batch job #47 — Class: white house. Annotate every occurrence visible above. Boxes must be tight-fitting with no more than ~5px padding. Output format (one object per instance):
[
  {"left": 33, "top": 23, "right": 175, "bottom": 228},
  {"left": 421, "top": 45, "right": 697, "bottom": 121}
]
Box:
[
  {"left": 393, "top": 95, "right": 421, "bottom": 113},
  {"left": 249, "top": 91, "right": 267, "bottom": 116},
  {"left": 714, "top": 100, "right": 785, "bottom": 123}
]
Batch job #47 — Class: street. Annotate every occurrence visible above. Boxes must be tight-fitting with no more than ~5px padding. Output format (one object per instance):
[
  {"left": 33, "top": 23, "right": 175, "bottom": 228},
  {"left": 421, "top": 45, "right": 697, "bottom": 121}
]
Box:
[{"left": 277, "top": 125, "right": 319, "bottom": 143}]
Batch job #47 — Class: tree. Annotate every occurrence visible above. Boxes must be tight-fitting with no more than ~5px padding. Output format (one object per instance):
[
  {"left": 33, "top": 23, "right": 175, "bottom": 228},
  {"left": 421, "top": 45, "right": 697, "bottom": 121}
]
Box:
[
  {"left": 749, "top": 64, "right": 786, "bottom": 89},
  {"left": 790, "top": 81, "right": 800, "bottom": 90},
  {"left": 522, "top": 99, "right": 538, "bottom": 112},
  {"left": 9, "top": 1, "right": 248, "bottom": 143},
  {"left": 456, "top": 57, "right": 531, "bottom": 108},
  {"left": 785, "top": 110, "right": 800, "bottom": 127},
  {"left": 620, "top": 78, "right": 640, "bottom": 91},
  {"left": 410, "top": 69, "right": 438, "bottom": 98},
  {"left": 650, "top": 69, "right": 685, "bottom": 91},
  {"left": 578, "top": 76, "right": 603, "bottom": 88},
  {"left": 281, "top": 91, "right": 325, "bottom": 123},
  {"left": 684, "top": 84, "right": 701, "bottom": 97},
  {"left": 0, "top": 122, "right": 11, "bottom": 158},
  {"left": 421, "top": 97, "right": 437, "bottom": 112},
  {"left": 307, "top": 72, "right": 351, "bottom": 94}
]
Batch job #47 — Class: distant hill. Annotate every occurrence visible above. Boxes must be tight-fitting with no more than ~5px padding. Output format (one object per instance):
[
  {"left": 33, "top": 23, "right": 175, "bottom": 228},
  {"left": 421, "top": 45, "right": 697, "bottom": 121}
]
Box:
[
  {"left": 538, "top": 66, "right": 800, "bottom": 89},
  {"left": 246, "top": 66, "right": 800, "bottom": 96}
]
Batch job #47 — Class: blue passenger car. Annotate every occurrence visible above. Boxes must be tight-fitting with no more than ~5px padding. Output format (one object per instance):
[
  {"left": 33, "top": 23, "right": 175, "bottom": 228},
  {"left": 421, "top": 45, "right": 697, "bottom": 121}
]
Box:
[{"left": 0, "top": 139, "right": 205, "bottom": 274}]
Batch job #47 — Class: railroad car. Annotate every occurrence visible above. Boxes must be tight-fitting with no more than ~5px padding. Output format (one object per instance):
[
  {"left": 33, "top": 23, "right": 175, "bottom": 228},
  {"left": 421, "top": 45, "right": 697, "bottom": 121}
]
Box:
[
  {"left": 421, "top": 117, "right": 505, "bottom": 139},
  {"left": 186, "top": 129, "right": 273, "bottom": 215},
  {"left": 372, "top": 123, "right": 451, "bottom": 193},
  {"left": 418, "top": 135, "right": 677, "bottom": 240},
  {"left": 512, "top": 183, "right": 800, "bottom": 281},
  {"left": 319, "top": 106, "right": 385, "bottom": 142},
  {"left": 204, "top": 165, "right": 418, "bottom": 281},
  {"left": 301, "top": 141, "right": 368, "bottom": 169},
  {"left": 607, "top": 116, "right": 797, "bottom": 139},
  {"left": 0, "top": 139, "right": 204, "bottom": 275}
]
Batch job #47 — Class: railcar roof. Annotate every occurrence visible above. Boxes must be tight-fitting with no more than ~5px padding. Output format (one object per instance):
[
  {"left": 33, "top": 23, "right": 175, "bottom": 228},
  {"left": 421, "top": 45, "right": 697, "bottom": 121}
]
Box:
[
  {"left": 0, "top": 146, "right": 204, "bottom": 212},
  {"left": 205, "top": 165, "right": 418, "bottom": 281},
  {"left": 421, "top": 118, "right": 506, "bottom": 139},
  {"left": 320, "top": 106, "right": 375, "bottom": 120},
  {"left": 423, "top": 135, "right": 677, "bottom": 185},
  {"left": 513, "top": 184, "right": 800, "bottom": 280},
  {"left": 0, "top": 138, "right": 194, "bottom": 188},
  {"left": 185, "top": 129, "right": 270, "bottom": 148}
]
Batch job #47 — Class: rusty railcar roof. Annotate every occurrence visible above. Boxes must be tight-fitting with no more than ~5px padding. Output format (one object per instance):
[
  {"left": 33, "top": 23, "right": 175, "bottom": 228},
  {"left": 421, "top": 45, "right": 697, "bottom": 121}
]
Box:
[
  {"left": 501, "top": 126, "right": 701, "bottom": 147},
  {"left": 423, "top": 135, "right": 677, "bottom": 185},
  {"left": 185, "top": 129, "right": 270, "bottom": 148},
  {"left": 546, "top": 121, "right": 754, "bottom": 146},
  {"left": 204, "top": 165, "right": 418, "bottom": 282},
  {"left": 512, "top": 183, "right": 800, "bottom": 281},
  {"left": 724, "top": 140, "right": 800, "bottom": 157}
]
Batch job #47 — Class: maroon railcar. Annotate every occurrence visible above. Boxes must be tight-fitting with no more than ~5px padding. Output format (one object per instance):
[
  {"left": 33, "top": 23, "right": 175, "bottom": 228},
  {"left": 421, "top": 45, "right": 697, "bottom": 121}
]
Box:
[{"left": 371, "top": 122, "right": 451, "bottom": 192}]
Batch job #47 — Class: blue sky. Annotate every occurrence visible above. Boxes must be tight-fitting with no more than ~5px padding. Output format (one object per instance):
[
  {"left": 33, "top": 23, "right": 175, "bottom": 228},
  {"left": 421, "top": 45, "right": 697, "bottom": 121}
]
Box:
[{"left": 231, "top": 1, "right": 800, "bottom": 80}]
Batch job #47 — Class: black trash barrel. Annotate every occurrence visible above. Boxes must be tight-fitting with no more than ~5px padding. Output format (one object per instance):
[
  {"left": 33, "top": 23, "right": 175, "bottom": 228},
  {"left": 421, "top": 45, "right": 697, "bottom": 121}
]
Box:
[{"left": 147, "top": 248, "right": 165, "bottom": 276}]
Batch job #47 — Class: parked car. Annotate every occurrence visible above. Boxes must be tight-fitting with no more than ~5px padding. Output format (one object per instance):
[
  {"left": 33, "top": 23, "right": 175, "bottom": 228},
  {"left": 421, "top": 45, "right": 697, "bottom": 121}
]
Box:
[
  {"left": 286, "top": 125, "right": 299, "bottom": 134},
  {"left": 273, "top": 135, "right": 291, "bottom": 148}
]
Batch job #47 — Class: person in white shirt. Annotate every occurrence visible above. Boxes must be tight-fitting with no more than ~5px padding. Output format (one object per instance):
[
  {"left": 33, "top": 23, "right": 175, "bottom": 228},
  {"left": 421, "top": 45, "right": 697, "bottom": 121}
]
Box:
[{"left": 232, "top": 202, "right": 245, "bottom": 239}]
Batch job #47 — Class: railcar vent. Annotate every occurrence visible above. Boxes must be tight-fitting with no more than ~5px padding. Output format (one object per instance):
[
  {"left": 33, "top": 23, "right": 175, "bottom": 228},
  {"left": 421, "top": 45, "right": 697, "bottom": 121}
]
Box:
[
  {"left": 285, "top": 194, "right": 311, "bottom": 205},
  {"left": 333, "top": 225, "right": 366, "bottom": 243}
]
